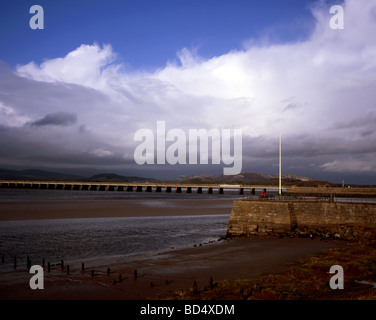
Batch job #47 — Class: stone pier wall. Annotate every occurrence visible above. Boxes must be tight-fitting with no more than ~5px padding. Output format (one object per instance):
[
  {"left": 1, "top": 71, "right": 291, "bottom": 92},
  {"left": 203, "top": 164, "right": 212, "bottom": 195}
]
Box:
[{"left": 226, "top": 200, "right": 376, "bottom": 238}]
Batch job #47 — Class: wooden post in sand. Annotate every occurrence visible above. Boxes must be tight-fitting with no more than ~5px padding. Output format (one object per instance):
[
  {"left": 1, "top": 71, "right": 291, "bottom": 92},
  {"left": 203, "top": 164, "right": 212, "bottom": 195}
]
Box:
[
  {"left": 209, "top": 276, "right": 214, "bottom": 289},
  {"left": 47, "top": 262, "right": 50, "bottom": 273},
  {"left": 134, "top": 269, "right": 138, "bottom": 279},
  {"left": 81, "top": 263, "right": 85, "bottom": 271},
  {"left": 193, "top": 281, "right": 198, "bottom": 294}
]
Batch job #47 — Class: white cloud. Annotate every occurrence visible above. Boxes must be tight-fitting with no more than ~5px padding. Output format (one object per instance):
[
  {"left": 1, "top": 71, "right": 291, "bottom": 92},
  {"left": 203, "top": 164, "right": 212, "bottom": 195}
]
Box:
[
  {"left": 90, "top": 148, "right": 114, "bottom": 158},
  {"left": 0, "top": 102, "right": 31, "bottom": 127},
  {"left": 16, "top": 43, "right": 116, "bottom": 89},
  {"left": 320, "top": 158, "right": 375, "bottom": 173}
]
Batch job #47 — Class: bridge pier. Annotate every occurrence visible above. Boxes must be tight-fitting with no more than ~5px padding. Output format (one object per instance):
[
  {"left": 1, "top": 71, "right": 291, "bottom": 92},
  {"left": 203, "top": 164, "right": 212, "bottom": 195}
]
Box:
[
  {"left": 89, "top": 185, "right": 97, "bottom": 191},
  {"left": 136, "top": 186, "right": 143, "bottom": 192},
  {"left": 197, "top": 187, "right": 202, "bottom": 194},
  {"left": 208, "top": 187, "right": 213, "bottom": 194},
  {"left": 117, "top": 186, "right": 124, "bottom": 191},
  {"left": 146, "top": 186, "right": 152, "bottom": 192},
  {"left": 155, "top": 186, "right": 162, "bottom": 192},
  {"left": 186, "top": 187, "right": 192, "bottom": 193},
  {"left": 108, "top": 185, "right": 116, "bottom": 191},
  {"left": 166, "top": 186, "right": 172, "bottom": 193},
  {"left": 126, "top": 186, "right": 133, "bottom": 192},
  {"left": 73, "top": 184, "right": 81, "bottom": 191},
  {"left": 176, "top": 186, "right": 181, "bottom": 193},
  {"left": 239, "top": 188, "right": 243, "bottom": 195},
  {"left": 99, "top": 185, "right": 106, "bottom": 191},
  {"left": 218, "top": 188, "right": 223, "bottom": 194}
]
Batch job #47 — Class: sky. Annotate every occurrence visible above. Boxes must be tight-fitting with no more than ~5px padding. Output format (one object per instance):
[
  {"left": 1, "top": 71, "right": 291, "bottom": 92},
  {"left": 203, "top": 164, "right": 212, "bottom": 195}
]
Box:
[{"left": 0, "top": 0, "right": 375, "bottom": 184}]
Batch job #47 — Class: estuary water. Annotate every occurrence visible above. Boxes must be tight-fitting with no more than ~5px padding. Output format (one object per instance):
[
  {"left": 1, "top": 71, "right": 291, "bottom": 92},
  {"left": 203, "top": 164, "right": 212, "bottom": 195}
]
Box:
[
  {"left": 0, "top": 214, "right": 230, "bottom": 270},
  {"left": 0, "top": 188, "right": 240, "bottom": 270}
]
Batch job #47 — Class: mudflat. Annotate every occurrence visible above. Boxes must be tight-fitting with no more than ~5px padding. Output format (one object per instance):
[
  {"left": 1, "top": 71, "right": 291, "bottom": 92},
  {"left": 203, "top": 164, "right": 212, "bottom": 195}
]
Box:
[{"left": 0, "top": 236, "right": 341, "bottom": 300}]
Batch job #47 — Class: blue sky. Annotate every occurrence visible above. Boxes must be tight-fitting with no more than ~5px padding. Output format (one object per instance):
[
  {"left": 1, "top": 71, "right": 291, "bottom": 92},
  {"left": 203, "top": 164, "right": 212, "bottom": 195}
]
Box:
[
  {"left": 1, "top": 0, "right": 317, "bottom": 69},
  {"left": 1, "top": 0, "right": 376, "bottom": 184}
]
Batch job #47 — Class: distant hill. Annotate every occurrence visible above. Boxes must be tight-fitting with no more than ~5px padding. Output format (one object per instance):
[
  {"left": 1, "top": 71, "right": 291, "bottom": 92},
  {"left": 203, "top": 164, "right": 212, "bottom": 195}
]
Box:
[
  {"left": 176, "top": 172, "right": 335, "bottom": 187},
  {"left": 177, "top": 172, "right": 312, "bottom": 183},
  {"left": 85, "top": 173, "right": 156, "bottom": 183}
]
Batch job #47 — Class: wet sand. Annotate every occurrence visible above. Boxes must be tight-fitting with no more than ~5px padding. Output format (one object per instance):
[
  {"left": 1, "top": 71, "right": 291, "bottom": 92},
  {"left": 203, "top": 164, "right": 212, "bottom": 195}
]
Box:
[
  {"left": 0, "top": 199, "right": 234, "bottom": 221},
  {"left": 0, "top": 236, "right": 342, "bottom": 300}
]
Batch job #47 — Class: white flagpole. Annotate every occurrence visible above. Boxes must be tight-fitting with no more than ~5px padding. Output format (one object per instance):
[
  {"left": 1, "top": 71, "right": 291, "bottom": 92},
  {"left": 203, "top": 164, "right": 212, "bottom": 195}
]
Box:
[{"left": 279, "top": 134, "right": 282, "bottom": 199}]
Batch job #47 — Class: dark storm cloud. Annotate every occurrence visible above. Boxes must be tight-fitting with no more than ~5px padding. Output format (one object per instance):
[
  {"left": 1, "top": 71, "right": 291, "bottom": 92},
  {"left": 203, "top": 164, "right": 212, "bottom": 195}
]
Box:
[
  {"left": 30, "top": 112, "right": 77, "bottom": 127},
  {"left": 283, "top": 102, "right": 304, "bottom": 112},
  {"left": 330, "top": 113, "right": 376, "bottom": 130},
  {"left": 241, "top": 134, "right": 376, "bottom": 159},
  {"left": 0, "top": 125, "right": 135, "bottom": 169}
]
